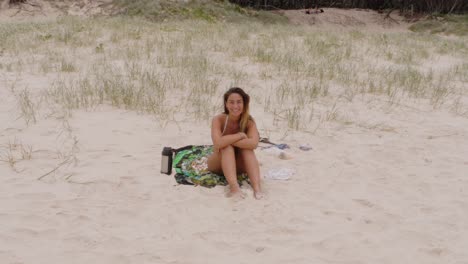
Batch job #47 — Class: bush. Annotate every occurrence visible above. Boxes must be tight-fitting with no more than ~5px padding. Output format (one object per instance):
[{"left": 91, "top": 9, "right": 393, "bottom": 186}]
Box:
[{"left": 410, "top": 14, "right": 468, "bottom": 36}]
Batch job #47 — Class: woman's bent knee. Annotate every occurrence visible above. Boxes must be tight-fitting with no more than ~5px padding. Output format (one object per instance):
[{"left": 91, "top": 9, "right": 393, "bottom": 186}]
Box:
[
  {"left": 220, "top": 144, "right": 235, "bottom": 154},
  {"left": 207, "top": 152, "right": 221, "bottom": 173},
  {"left": 239, "top": 148, "right": 255, "bottom": 157}
]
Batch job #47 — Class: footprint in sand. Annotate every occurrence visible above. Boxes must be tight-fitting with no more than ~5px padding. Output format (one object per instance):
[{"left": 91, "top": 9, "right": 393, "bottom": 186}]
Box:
[
  {"left": 423, "top": 247, "right": 448, "bottom": 256},
  {"left": 12, "top": 228, "right": 57, "bottom": 240},
  {"left": 14, "top": 192, "right": 56, "bottom": 200},
  {"left": 353, "top": 199, "right": 375, "bottom": 208},
  {"left": 129, "top": 253, "right": 162, "bottom": 262},
  {"left": 63, "top": 234, "right": 98, "bottom": 249},
  {"left": 12, "top": 228, "right": 39, "bottom": 237},
  {"left": 0, "top": 250, "right": 20, "bottom": 263}
]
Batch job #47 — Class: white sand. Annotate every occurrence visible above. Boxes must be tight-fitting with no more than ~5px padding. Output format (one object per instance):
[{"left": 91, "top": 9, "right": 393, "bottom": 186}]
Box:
[
  {"left": 2, "top": 91, "right": 468, "bottom": 263},
  {"left": 1, "top": 4, "right": 468, "bottom": 264}
]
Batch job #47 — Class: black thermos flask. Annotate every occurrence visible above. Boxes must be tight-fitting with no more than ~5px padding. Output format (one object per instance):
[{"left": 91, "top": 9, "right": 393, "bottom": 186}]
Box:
[{"left": 161, "top": 147, "right": 173, "bottom": 175}]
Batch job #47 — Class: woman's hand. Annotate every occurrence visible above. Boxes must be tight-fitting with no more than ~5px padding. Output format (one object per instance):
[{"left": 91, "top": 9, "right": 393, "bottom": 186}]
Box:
[{"left": 238, "top": 132, "right": 247, "bottom": 140}]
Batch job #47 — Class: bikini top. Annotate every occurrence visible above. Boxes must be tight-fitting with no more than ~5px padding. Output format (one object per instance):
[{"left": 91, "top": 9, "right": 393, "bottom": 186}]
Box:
[{"left": 222, "top": 115, "right": 229, "bottom": 135}]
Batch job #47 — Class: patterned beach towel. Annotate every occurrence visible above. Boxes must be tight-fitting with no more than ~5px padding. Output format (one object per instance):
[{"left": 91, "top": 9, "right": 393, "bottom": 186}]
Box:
[{"left": 172, "top": 145, "right": 249, "bottom": 188}]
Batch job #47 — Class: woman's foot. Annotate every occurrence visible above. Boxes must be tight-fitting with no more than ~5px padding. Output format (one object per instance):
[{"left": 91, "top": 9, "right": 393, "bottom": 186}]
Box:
[
  {"left": 254, "top": 191, "right": 265, "bottom": 200},
  {"left": 226, "top": 188, "right": 246, "bottom": 199}
]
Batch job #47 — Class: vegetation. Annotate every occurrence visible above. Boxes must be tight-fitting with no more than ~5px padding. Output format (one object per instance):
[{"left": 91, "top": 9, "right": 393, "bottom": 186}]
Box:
[
  {"left": 113, "top": 0, "right": 288, "bottom": 23},
  {"left": 0, "top": 13, "right": 466, "bottom": 133},
  {"left": 230, "top": 0, "right": 468, "bottom": 14},
  {"left": 410, "top": 14, "right": 468, "bottom": 36},
  {"left": 0, "top": 1, "right": 467, "bottom": 178}
]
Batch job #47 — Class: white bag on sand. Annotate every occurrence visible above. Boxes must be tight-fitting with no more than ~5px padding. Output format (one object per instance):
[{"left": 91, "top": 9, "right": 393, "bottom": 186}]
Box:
[{"left": 264, "top": 167, "right": 295, "bottom": 180}]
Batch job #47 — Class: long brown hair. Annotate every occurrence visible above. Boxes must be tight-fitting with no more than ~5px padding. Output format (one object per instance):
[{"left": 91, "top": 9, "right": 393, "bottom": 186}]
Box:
[{"left": 223, "top": 87, "right": 252, "bottom": 133}]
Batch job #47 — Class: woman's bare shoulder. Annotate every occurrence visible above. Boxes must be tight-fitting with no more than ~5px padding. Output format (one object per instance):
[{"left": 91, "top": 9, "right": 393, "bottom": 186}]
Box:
[
  {"left": 246, "top": 117, "right": 258, "bottom": 130},
  {"left": 213, "top": 113, "right": 226, "bottom": 120},
  {"left": 212, "top": 114, "right": 226, "bottom": 125},
  {"left": 247, "top": 116, "right": 256, "bottom": 126}
]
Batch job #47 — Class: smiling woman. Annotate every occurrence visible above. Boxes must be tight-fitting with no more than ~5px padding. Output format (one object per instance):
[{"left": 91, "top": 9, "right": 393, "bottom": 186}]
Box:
[{"left": 207, "top": 87, "right": 264, "bottom": 199}]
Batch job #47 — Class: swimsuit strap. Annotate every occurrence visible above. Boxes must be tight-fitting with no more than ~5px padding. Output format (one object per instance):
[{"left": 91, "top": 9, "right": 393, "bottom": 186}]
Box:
[{"left": 222, "top": 114, "right": 229, "bottom": 135}]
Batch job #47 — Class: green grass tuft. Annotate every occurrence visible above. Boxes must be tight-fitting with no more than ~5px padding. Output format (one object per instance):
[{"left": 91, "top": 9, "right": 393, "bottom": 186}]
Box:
[
  {"left": 410, "top": 14, "right": 468, "bottom": 36},
  {"left": 113, "top": 0, "right": 287, "bottom": 23}
]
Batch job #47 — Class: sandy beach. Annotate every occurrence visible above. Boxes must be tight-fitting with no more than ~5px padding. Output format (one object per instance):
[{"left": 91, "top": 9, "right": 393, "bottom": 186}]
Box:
[{"left": 1, "top": 2, "right": 468, "bottom": 263}]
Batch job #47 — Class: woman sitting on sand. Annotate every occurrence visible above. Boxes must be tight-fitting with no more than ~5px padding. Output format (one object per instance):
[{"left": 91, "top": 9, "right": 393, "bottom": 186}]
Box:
[{"left": 207, "top": 87, "right": 263, "bottom": 199}]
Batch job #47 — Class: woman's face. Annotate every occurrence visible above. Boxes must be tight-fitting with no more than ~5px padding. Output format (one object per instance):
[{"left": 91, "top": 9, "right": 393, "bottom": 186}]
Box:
[{"left": 226, "top": 93, "right": 244, "bottom": 117}]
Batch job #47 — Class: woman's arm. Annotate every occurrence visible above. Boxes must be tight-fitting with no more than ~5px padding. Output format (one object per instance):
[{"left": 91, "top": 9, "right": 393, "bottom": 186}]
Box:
[
  {"left": 211, "top": 116, "right": 246, "bottom": 151},
  {"left": 232, "top": 120, "right": 259, "bottom": 150}
]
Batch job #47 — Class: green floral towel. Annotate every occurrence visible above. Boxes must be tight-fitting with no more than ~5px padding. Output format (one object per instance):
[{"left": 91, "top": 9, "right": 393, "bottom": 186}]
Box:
[{"left": 172, "top": 145, "right": 248, "bottom": 188}]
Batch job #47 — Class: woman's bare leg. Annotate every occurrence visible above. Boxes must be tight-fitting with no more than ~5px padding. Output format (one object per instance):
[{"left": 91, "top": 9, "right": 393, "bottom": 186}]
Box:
[
  {"left": 238, "top": 149, "right": 263, "bottom": 199},
  {"left": 207, "top": 150, "right": 222, "bottom": 174},
  {"left": 219, "top": 145, "right": 242, "bottom": 197},
  {"left": 208, "top": 146, "right": 250, "bottom": 198}
]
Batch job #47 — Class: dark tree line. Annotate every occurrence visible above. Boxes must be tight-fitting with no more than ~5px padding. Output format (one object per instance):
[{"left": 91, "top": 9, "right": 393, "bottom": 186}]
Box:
[
  {"left": 229, "top": 0, "right": 468, "bottom": 14},
  {"left": 1, "top": 0, "right": 26, "bottom": 9}
]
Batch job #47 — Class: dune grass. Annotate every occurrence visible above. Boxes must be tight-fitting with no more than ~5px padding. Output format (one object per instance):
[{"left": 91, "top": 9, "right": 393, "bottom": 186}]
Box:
[
  {"left": 0, "top": 14, "right": 467, "bottom": 132},
  {"left": 0, "top": 139, "right": 34, "bottom": 172},
  {"left": 410, "top": 14, "right": 468, "bottom": 36},
  {"left": 113, "top": 0, "right": 288, "bottom": 24}
]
